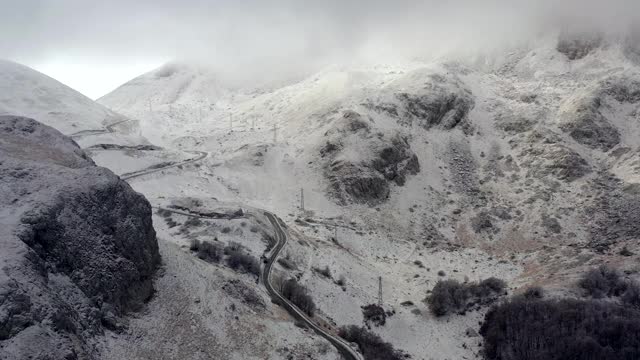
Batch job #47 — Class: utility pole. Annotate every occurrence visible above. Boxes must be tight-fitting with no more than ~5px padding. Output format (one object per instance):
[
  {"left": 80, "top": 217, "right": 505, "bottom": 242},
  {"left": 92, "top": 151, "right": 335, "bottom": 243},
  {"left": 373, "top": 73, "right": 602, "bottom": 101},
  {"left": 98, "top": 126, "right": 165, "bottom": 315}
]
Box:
[
  {"left": 148, "top": 99, "right": 153, "bottom": 113},
  {"left": 300, "top": 188, "right": 305, "bottom": 211},
  {"left": 252, "top": 116, "right": 256, "bottom": 131},
  {"left": 334, "top": 225, "right": 338, "bottom": 243},
  {"left": 273, "top": 123, "right": 278, "bottom": 143},
  {"left": 199, "top": 107, "right": 202, "bottom": 122},
  {"left": 378, "top": 276, "right": 383, "bottom": 307},
  {"left": 229, "top": 113, "right": 233, "bottom": 132}
]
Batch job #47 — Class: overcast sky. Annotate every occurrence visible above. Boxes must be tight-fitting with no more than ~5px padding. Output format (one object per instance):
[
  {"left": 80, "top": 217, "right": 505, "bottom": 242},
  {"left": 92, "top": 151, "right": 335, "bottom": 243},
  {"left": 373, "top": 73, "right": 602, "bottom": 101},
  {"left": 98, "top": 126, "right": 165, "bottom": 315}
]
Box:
[{"left": 1, "top": 0, "right": 639, "bottom": 99}]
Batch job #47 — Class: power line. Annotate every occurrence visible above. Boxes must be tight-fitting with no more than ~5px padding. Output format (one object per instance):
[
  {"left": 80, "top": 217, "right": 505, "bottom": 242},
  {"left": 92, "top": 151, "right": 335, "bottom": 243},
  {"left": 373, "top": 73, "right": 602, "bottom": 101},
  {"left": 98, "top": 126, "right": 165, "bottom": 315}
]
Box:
[{"left": 378, "top": 276, "right": 383, "bottom": 307}]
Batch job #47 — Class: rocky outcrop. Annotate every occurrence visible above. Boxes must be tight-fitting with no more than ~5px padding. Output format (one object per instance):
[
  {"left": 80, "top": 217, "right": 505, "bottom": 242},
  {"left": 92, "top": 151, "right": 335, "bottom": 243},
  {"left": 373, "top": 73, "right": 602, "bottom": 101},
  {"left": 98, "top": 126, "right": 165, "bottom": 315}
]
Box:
[
  {"left": 587, "top": 174, "right": 640, "bottom": 252},
  {"left": 557, "top": 32, "right": 602, "bottom": 60},
  {"left": 519, "top": 131, "right": 591, "bottom": 182},
  {"left": 558, "top": 74, "right": 640, "bottom": 151},
  {"left": 558, "top": 92, "right": 620, "bottom": 151},
  {"left": 322, "top": 111, "right": 420, "bottom": 205},
  {"left": 365, "top": 70, "right": 474, "bottom": 131},
  {"left": 0, "top": 116, "right": 160, "bottom": 359}
]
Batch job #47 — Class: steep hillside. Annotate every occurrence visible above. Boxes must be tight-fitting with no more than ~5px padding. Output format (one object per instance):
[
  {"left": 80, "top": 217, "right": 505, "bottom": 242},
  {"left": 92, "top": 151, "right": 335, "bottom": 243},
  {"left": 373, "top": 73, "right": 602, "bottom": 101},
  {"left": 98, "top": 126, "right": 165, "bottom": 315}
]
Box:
[
  {"left": 96, "top": 33, "right": 640, "bottom": 360},
  {"left": 0, "top": 116, "right": 160, "bottom": 359},
  {"left": 0, "top": 60, "right": 130, "bottom": 135},
  {"left": 98, "top": 63, "right": 237, "bottom": 145}
]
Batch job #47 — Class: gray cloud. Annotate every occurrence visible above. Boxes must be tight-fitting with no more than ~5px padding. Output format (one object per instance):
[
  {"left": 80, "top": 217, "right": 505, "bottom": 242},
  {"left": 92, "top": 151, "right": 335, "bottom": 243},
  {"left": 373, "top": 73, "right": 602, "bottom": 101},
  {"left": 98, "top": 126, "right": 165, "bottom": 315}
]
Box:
[{"left": 1, "top": 0, "right": 639, "bottom": 95}]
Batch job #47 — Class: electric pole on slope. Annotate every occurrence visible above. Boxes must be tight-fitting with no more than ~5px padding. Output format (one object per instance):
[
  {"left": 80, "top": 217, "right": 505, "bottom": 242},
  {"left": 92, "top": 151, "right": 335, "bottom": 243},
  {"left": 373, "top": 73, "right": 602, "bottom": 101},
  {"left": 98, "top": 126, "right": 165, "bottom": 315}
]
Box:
[
  {"left": 378, "top": 276, "right": 383, "bottom": 307},
  {"left": 334, "top": 225, "right": 338, "bottom": 243},
  {"left": 148, "top": 99, "right": 153, "bottom": 113},
  {"left": 229, "top": 113, "right": 233, "bottom": 132},
  {"left": 273, "top": 123, "right": 278, "bottom": 143},
  {"left": 300, "top": 188, "right": 305, "bottom": 211}
]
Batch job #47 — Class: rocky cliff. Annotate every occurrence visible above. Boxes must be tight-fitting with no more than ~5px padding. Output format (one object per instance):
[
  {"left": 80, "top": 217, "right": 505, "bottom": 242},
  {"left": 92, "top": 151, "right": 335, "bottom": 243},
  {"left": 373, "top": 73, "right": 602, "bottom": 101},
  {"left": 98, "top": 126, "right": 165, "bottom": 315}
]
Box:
[{"left": 0, "top": 116, "right": 160, "bottom": 359}]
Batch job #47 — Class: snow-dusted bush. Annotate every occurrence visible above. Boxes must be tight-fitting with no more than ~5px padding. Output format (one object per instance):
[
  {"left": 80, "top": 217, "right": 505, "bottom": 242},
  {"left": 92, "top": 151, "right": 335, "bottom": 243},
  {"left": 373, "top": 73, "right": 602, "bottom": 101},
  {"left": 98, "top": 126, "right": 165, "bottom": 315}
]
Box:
[
  {"left": 279, "top": 279, "right": 316, "bottom": 317},
  {"left": 579, "top": 265, "right": 627, "bottom": 298},
  {"left": 428, "top": 277, "right": 506, "bottom": 316},
  {"left": 338, "top": 325, "right": 404, "bottom": 360},
  {"left": 481, "top": 297, "right": 640, "bottom": 360},
  {"left": 226, "top": 250, "right": 260, "bottom": 276}
]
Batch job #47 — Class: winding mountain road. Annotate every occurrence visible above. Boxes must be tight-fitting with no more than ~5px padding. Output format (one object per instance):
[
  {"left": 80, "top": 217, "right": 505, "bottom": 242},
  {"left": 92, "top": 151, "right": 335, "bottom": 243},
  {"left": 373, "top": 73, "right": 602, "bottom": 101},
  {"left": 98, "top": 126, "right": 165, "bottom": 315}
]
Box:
[
  {"left": 262, "top": 212, "right": 364, "bottom": 360},
  {"left": 121, "top": 150, "right": 208, "bottom": 180},
  {"left": 153, "top": 207, "right": 363, "bottom": 360},
  {"left": 85, "top": 119, "right": 362, "bottom": 359},
  {"left": 69, "top": 119, "right": 131, "bottom": 138}
]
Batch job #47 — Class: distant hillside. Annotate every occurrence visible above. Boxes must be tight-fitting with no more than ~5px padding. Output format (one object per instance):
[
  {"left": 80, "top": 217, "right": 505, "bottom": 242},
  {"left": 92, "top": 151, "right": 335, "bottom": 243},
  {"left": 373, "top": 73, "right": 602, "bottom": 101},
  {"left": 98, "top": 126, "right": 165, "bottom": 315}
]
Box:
[{"left": 0, "top": 59, "right": 127, "bottom": 135}]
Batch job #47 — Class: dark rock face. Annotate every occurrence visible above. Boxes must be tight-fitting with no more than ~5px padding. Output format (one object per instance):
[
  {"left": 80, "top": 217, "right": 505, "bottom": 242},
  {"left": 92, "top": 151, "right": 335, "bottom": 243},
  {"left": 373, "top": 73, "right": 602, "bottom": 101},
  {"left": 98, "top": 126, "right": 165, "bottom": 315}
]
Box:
[
  {"left": 365, "top": 72, "right": 474, "bottom": 131},
  {"left": 523, "top": 143, "right": 591, "bottom": 182},
  {"left": 396, "top": 90, "right": 473, "bottom": 130},
  {"left": 341, "top": 173, "right": 391, "bottom": 203},
  {"left": 587, "top": 174, "right": 640, "bottom": 252},
  {"left": 557, "top": 32, "right": 602, "bottom": 60},
  {"left": 0, "top": 116, "right": 160, "bottom": 359},
  {"left": 520, "top": 131, "right": 591, "bottom": 182},
  {"left": 322, "top": 111, "right": 420, "bottom": 205},
  {"left": 371, "top": 137, "right": 420, "bottom": 186},
  {"left": 558, "top": 75, "right": 640, "bottom": 151},
  {"left": 559, "top": 96, "right": 620, "bottom": 151}
]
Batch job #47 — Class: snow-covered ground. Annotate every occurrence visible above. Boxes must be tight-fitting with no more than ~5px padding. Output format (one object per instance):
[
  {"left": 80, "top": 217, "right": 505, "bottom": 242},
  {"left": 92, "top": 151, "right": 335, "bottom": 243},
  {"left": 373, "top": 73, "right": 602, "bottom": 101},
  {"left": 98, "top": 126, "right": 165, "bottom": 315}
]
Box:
[
  {"left": 0, "top": 60, "right": 128, "bottom": 135},
  {"left": 94, "top": 33, "right": 640, "bottom": 359},
  {"left": 3, "top": 30, "right": 640, "bottom": 360}
]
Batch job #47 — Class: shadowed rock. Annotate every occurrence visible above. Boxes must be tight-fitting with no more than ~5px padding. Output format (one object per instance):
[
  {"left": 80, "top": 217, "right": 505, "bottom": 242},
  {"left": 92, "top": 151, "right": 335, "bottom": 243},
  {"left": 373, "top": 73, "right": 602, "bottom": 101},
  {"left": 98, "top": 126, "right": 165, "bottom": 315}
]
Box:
[
  {"left": 557, "top": 32, "right": 602, "bottom": 60},
  {"left": 322, "top": 111, "right": 420, "bottom": 205},
  {"left": 0, "top": 116, "right": 160, "bottom": 359}
]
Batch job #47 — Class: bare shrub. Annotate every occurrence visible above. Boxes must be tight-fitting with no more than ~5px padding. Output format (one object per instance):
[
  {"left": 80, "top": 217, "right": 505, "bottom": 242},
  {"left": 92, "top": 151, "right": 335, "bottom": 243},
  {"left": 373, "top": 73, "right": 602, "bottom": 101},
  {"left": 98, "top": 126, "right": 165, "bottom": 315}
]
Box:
[
  {"left": 156, "top": 208, "right": 172, "bottom": 217},
  {"left": 481, "top": 297, "right": 640, "bottom": 360},
  {"left": 622, "top": 281, "right": 640, "bottom": 308},
  {"left": 579, "top": 265, "right": 627, "bottom": 298},
  {"left": 189, "top": 239, "right": 201, "bottom": 251},
  {"left": 165, "top": 217, "right": 178, "bottom": 228},
  {"left": 183, "top": 217, "right": 203, "bottom": 228},
  {"left": 523, "top": 286, "right": 544, "bottom": 299},
  {"left": 279, "top": 279, "right": 316, "bottom": 317},
  {"left": 338, "top": 325, "right": 404, "bottom": 360},
  {"left": 428, "top": 277, "right": 506, "bottom": 316},
  {"left": 226, "top": 249, "right": 260, "bottom": 276},
  {"left": 197, "top": 241, "right": 222, "bottom": 263},
  {"left": 313, "top": 265, "right": 332, "bottom": 279},
  {"left": 277, "top": 257, "right": 296, "bottom": 270},
  {"left": 362, "top": 304, "right": 386, "bottom": 326}
]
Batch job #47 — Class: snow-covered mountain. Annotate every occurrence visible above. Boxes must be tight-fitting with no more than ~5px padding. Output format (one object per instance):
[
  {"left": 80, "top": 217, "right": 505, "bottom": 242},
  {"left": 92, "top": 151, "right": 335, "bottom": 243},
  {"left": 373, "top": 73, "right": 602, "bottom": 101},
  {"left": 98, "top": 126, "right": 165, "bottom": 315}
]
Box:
[
  {"left": 95, "top": 33, "right": 640, "bottom": 359},
  {"left": 0, "top": 60, "right": 129, "bottom": 135}
]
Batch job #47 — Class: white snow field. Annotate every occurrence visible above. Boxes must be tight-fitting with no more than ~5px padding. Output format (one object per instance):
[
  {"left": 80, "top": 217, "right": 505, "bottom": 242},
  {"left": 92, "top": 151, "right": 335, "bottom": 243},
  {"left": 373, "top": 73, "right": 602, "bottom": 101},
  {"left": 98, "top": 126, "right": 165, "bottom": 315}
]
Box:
[
  {"left": 3, "top": 30, "right": 640, "bottom": 360},
  {"left": 96, "top": 33, "right": 640, "bottom": 359}
]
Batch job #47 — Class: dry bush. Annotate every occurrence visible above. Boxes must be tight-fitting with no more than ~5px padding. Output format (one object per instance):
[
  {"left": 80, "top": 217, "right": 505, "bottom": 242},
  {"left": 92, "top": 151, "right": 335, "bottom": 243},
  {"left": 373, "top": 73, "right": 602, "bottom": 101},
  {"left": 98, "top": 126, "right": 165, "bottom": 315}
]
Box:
[
  {"left": 338, "top": 325, "right": 404, "bottom": 360},
  {"left": 481, "top": 297, "right": 640, "bottom": 360},
  {"left": 428, "top": 277, "right": 506, "bottom": 316}
]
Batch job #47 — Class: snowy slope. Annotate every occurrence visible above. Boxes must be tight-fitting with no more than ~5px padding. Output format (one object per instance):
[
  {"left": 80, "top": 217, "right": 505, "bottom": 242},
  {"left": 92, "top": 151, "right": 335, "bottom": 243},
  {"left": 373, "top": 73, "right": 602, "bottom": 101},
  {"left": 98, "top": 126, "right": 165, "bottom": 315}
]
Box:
[
  {"left": 0, "top": 59, "right": 130, "bottom": 135},
  {"left": 96, "top": 33, "right": 640, "bottom": 360},
  {"left": 98, "top": 63, "right": 240, "bottom": 145}
]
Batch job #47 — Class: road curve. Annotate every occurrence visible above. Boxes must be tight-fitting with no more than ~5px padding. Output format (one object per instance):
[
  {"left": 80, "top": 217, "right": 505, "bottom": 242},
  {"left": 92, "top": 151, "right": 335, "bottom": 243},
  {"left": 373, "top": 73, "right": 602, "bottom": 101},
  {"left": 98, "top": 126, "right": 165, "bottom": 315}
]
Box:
[
  {"left": 99, "top": 120, "right": 360, "bottom": 358},
  {"left": 262, "top": 212, "right": 364, "bottom": 360},
  {"left": 69, "top": 119, "right": 131, "bottom": 138},
  {"left": 121, "top": 151, "right": 208, "bottom": 180}
]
